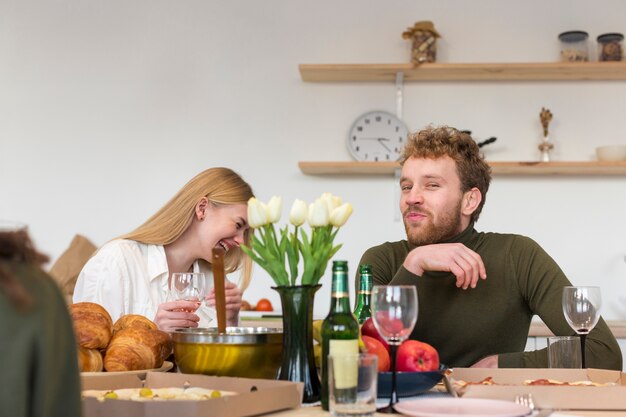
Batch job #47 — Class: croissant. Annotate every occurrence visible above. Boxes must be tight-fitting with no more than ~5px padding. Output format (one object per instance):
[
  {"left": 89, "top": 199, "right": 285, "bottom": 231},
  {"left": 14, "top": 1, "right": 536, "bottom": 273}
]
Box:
[
  {"left": 70, "top": 302, "right": 113, "bottom": 349},
  {"left": 78, "top": 346, "right": 103, "bottom": 372},
  {"left": 104, "top": 327, "right": 172, "bottom": 372},
  {"left": 113, "top": 314, "right": 158, "bottom": 334}
]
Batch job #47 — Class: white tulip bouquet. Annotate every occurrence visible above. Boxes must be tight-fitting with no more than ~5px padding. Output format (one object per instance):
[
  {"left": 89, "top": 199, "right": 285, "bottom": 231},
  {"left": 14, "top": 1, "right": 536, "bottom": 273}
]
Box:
[{"left": 241, "top": 193, "right": 353, "bottom": 287}]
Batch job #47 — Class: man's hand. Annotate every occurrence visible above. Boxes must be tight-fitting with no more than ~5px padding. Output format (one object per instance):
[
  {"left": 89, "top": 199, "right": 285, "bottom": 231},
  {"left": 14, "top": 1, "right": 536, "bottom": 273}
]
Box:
[
  {"left": 471, "top": 355, "right": 498, "bottom": 368},
  {"left": 403, "top": 243, "right": 487, "bottom": 289},
  {"left": 206, "top": 280, "right": 242, "bottom": 326},
  {"left": 154, "top": 300, "right": 201, "bottom": 332}
]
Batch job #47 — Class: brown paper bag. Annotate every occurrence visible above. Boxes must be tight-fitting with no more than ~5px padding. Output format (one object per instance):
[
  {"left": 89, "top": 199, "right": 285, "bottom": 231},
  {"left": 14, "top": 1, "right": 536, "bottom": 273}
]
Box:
[{"left": 49, "top": 234, "right": 97, "bottom": 302}]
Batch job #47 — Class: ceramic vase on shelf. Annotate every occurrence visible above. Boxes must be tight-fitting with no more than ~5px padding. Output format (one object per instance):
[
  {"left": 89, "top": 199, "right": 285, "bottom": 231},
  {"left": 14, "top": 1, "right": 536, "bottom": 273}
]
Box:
[{"left": 273, "top": 284, "right": 321, "bottom": 404}]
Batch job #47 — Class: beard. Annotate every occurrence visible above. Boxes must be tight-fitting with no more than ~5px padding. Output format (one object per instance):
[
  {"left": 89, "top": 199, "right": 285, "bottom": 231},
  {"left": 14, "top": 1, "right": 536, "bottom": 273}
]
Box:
[{"left": 403, "top": 198, "right": 463, "bottom": 246}]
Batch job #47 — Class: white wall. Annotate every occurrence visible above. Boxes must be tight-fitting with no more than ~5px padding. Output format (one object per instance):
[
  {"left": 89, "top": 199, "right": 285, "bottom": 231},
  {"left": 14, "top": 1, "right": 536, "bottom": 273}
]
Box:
[{"left": 2, "top": 0, "right": 626, "bottom": 320}]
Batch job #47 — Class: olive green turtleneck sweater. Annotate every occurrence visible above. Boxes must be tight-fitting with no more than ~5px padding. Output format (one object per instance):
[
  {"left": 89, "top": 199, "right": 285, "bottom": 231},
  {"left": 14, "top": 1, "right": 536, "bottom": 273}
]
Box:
[{"left": 358, "top": 225, "right": 622, "bottom": 370}]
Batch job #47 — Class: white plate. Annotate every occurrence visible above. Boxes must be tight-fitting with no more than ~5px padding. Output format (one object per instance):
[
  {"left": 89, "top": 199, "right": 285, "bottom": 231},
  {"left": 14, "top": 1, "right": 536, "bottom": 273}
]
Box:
[
  {"left": 394, "top": 397, "right": 531, "bottom": 417},
  {"left": 81, "top": 361, "right": 174, "bottom": 378}
]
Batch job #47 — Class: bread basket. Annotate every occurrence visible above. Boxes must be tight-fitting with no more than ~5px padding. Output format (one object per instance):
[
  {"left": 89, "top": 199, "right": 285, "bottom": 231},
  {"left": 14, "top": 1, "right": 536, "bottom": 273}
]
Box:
[{"left": 171, "top": 327, "right": 283, "bottom": 379}]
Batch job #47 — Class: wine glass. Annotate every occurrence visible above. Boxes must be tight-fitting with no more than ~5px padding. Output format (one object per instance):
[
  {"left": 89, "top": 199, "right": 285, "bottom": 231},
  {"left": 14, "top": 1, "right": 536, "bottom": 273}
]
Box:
[
  {"left": 562, "top": 286, "right": 601, "bottom": 368},
  {"left": 169, "top": 272, "right": 207, "bottom": 313},
  {"left": 371, "top": 285, "right": 418, "bottom": 413}
]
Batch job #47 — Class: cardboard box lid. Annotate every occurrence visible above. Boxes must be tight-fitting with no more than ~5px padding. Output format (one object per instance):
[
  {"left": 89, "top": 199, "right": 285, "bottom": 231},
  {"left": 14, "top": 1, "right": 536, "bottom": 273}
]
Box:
[
  {"left": 451, "top": 368, "right": 626, "bottom": 411},
  {"left": 48, "top": 234, "right": 97, "bottom": 301},
  {"left": 81, "top": 372, "right": 303, "bottom": 417},
  {"left": 451, "top": 368, "right": 623, "bottom": 385}
]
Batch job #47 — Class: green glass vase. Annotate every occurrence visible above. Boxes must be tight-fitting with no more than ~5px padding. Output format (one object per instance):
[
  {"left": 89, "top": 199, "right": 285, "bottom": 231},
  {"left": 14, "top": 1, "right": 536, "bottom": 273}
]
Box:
[{"left": 272, "top": 284, "right": 321, "bottom": 404}]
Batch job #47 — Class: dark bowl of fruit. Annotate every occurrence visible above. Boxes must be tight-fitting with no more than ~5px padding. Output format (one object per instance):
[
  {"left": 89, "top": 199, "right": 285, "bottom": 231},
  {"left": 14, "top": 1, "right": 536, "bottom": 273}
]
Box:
[
  {"left": 360, "top": 317, "right": 445, "bottom": 398},
  {"left": 377, "top": 364, "right": 447, "bottom": 397}
]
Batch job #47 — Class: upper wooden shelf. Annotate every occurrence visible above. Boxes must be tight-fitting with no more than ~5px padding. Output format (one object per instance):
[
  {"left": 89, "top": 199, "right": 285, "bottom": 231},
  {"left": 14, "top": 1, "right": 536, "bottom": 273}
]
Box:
[
  {"left": 298, "top": 161, "right": 626, "bottom": 176},
  {"left": 299, "top": 62, "right": 626, "bottom": 82}
]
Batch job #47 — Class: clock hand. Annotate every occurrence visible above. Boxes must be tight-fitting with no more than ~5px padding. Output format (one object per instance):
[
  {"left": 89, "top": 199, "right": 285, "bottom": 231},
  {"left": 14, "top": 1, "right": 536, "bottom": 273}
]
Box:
[
  {"left": 356, "top": 137, "right": 393, "bottom": 152},
  {"left": 377, "top": 138, "right": 392, "bottom": 152}
]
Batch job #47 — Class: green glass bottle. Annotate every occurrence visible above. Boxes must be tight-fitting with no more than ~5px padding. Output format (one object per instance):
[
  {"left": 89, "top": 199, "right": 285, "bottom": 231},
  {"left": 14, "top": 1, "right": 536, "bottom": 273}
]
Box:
[
  {"left": 320, "top": 260, "right": 360, "bottom": 411},
  {"left": 353, "top": 264, "right": 372, "bottom": 324}
]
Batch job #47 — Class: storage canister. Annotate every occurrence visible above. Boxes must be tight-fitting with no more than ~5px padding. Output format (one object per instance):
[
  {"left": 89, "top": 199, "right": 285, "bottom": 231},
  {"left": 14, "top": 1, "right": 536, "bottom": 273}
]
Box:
[
  {"left": 558, "top": 31, "right": 589, "bottom": 62},
  {"left": 597, "top": 33, "right": 624, "bottom": 61},
  {"left": 402, "top": 21, "right": 441, "bottom": 63}
]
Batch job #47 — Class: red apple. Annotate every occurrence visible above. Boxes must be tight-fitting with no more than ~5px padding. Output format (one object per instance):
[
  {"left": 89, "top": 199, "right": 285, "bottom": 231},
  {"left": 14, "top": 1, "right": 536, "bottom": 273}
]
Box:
[
  {"left": 362, "top": 335, "right": 390, "bottom": 372},
  {"left": 360, "top": 317, "right": 389, "bottom": 352},
  {"left": 396, "top": 340, "right": 440, "bottom": 372}
]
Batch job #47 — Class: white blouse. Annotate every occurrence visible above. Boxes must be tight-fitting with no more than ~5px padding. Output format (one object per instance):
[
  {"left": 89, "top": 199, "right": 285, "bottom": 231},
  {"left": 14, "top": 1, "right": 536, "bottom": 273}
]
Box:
[{"left": 73, "top": 239, "right": 237, "bottom": 327}]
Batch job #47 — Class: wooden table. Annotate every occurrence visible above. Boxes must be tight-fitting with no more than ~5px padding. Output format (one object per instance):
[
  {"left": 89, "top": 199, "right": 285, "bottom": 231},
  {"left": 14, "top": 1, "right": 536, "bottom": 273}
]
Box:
[{"left": 265, "top": 405, "right": 626, "bottom": 416}]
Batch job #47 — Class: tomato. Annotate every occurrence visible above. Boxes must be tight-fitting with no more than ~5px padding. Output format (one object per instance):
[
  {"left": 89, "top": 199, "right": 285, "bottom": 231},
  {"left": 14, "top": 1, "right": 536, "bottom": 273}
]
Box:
[
  {"left": 240, "top": 300, "right": 254, "bottom": 311},
  {"left": 255, "top": 298, "right": 273, "bottom": 312}
]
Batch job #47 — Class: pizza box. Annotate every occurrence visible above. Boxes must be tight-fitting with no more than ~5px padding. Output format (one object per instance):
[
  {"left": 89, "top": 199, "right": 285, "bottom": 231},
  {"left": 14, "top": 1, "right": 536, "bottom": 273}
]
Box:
[
  {"left": 451, "top": 368, "right": 626, "bottom": 410},
  {"left": 81, "top": 372, "right": 303, "bottom": 417}
]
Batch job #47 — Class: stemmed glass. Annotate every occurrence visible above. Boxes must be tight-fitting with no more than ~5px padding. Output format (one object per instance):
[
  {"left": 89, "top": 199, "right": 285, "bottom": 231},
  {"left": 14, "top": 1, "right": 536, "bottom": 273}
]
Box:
[
  {"left": 371, "top": 285, "right": 418, "bottom": 413},
  {"left": 562, "top": 286, "right": 602, "bottom": 368},
  {"left": 169, "top": 272, "right": 207, "bottom": 313}
]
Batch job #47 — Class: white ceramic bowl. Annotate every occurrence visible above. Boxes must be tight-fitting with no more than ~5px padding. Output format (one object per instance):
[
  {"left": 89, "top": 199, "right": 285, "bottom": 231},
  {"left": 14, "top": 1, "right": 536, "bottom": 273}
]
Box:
[{"left": 596, "top": 145, "right": 626, "bottom": 161}]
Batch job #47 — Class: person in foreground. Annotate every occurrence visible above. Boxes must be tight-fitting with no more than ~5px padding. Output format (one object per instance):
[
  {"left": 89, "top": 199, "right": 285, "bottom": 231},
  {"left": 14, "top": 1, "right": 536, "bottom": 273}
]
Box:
[
  {"left": 74, "top": 167, "right": 254, "bottom": 332},
  {"left": 0, "top": 223, "right": 81, "bottom": 417},
  {"left": 358, "top": 126, "right": 622, "bottom": 369}
]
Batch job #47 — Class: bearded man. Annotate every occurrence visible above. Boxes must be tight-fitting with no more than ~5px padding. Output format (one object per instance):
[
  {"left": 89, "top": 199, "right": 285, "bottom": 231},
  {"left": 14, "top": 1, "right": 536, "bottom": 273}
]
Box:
[{"left": 357, "top": 126, "right": 622, "bottom": 369}]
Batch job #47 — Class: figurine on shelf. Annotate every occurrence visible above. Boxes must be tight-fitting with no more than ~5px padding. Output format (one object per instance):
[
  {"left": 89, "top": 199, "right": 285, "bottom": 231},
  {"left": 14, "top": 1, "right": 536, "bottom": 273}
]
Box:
[
  {"left": 402, "top": 21, "right": 440, "bottom": 64},
  {"left": 539, "top": 107, "right": 554, "bottom": 162}
]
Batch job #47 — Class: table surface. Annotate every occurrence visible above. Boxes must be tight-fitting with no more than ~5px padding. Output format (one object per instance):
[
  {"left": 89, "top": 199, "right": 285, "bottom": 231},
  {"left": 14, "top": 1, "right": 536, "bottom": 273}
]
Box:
[
  {"left": 265, "top": 405, "right": 626, "bottom": 416},
  {"left": 261, "top": 389, "right": 626, "bottom": 417}
]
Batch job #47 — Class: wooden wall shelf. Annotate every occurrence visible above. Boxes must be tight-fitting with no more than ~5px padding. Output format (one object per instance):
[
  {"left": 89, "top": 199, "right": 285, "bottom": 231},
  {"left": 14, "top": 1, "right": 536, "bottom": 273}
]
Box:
[
  {"left": 299, "top": 62, "right": 626, "bottom": 176},
  {"left": 299, "top": 62, "right": 626, "bottom": 82},
  {"left": 298, "top": 161, "right": 626, "bottom": 176}
]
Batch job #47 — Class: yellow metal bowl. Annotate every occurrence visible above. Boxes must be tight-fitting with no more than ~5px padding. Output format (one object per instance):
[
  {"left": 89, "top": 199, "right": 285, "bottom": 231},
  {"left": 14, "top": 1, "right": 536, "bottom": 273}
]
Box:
[{"left": 171, "top": 327, "right": 283, "bottom": 379}]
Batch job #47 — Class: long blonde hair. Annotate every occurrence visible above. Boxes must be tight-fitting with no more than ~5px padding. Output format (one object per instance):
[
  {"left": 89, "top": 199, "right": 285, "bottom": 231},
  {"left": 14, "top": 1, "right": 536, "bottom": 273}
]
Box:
[{"left": 119, "top": 167, "right": 254, "bottom": 289}]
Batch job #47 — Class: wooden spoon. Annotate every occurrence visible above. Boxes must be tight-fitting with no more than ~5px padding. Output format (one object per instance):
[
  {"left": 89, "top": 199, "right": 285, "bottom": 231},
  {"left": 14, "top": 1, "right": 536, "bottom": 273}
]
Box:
[{"left": 211, "top": 247, "right": 227, "bottom": 334}]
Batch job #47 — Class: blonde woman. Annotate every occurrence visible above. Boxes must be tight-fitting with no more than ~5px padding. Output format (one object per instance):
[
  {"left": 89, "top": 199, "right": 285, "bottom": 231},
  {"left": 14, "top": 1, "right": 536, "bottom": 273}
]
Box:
[{"left": 74, "top": 167, "right": 254, "bottom": 332}]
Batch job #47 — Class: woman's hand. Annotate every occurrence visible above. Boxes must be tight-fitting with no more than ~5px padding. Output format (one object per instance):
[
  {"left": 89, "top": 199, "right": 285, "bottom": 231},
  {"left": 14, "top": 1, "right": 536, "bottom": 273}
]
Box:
[
  {"left": 206, "top": 280, "right": 242, "bottom": 326},
  {"left": 153, "top": 300, "right": 201, "bottom": 332}
]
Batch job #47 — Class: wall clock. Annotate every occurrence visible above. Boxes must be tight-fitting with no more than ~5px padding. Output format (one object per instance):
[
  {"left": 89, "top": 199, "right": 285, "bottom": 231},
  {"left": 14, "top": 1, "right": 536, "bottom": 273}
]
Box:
[{"left": 347, "top": 111, "right": 409, "bottom": 161}]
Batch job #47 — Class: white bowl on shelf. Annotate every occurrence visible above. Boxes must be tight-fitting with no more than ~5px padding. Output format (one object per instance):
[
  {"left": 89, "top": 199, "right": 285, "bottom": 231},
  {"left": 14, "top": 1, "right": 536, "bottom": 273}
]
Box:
[{"left": 596, "top": 145, "right": 626, "bottom": 161}]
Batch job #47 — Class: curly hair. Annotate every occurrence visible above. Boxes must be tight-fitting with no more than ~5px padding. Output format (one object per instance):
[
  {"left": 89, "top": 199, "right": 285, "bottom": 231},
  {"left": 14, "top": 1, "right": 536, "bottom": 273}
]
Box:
[{"left": 400, "top": 126, "right": 492, "bottom": 223}]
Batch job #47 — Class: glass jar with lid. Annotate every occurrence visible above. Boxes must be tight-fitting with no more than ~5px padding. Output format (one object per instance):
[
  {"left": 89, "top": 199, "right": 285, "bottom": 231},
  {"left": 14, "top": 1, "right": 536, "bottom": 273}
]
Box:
[
  {"left": 558, "top": 31, "right": 589, "bottom": 62},
  {"left": 597, "top": 33, "right": 624, "bottom": 61}
]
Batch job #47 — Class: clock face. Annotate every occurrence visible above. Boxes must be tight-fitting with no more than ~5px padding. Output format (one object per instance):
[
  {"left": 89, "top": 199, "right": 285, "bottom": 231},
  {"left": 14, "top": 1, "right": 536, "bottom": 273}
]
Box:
[{"left": 347, "top": 111, "right": 409, "bottom": 162}]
